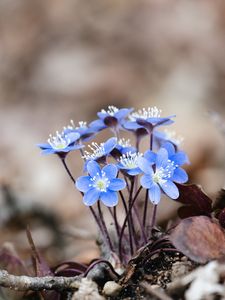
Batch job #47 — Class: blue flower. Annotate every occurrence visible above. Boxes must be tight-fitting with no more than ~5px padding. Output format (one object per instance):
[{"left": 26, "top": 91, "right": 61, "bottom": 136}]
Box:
[
  {"left": 124, "top": 106, "right": 175, "bottom": 132},
  {"left": 117, "top": 152, "right": 143, "bottom": 176},
  {"left": 37, "top": 131, "right": 82, "bottom": 156},
  {"left": 76, "top": 161, "right": 126, "bottom": 207},
  {"left": 161, "top": 142, "right": 189, "bottom": 183},
  {"left": 153, "top": 129, "right": 184, "bottom": 148},
  {"left": 64, "top": 120, "right": 96, "bottom": 142},
  {"left": 89, "top": 106, "right": 133, "bottom": 132},
  {"left": 115, "top": 138, "right": 136, "bottom": 155},
  {"left": 83, "top": 137, "right": 117, "bottom": 163},
  {"left": 138, "top": 146, "right": 188, "bottom": 204}
]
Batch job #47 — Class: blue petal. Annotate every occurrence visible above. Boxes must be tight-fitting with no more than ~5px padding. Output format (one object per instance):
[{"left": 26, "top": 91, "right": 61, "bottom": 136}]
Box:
[
  {"left": 104, "top": 137, "right": 117, "bottom": 154},
  {"left": 137, "top": 157, "right": 153, "bottom": 175},
  {"left": 76, "top": 176, "right": 92, "bottom": 192},
  {"left": 87, "top": 161, "right": 101, "bottom": 177},
  {"left": 160, "top": 180, "right": 179, "bottom": 199},
  {"left": 127, "top": 168, "right": 142, "bottom": 176},
  {"left": 83, "top": 188, "right": 100, "bottom": 206},
  {"left": 144, "top": 150, "right": 157, "bottom": 164},
  {"left": 162, "top": 142, "right": 175, "bottom": 156},
  {"left": 97, "top": 112, "right": 107, "bottom": 119},
  {"left": 148, "top": 183, "right": 161, "bottom": 204},
  {"left": 171, "top": 151, "right": 190, "bottom": 166},
  {"left": 153, "top": 131, "right": 166, "bottom": 140},
  {"left": 102, "top": 164, "right": 118, "bottom": 179},
  {"left": 100, "top": 191, "right": 118, "bottom": 207},
  {"left": 140, "top": 174, "right": 154, "bottom": 189},
  {"left": 172, "top": 168, "right": 188, "bottom": 183},
  {"left": 120, "top": 146, "right": 136, "bottom": 154},
  {"left": 89, "top": 119, "right": 106, "bottom": 130},
  {"left": 115, "top": 108, "right": 133, "bottom": 120},
  {"left": 66, "top": 132, "right": 80, "bottom": 143},
  {"left": 123, "top": 121, "right": 142, "bottom": 130},
  {"left": 109, "top": 178, "right": 126, "bottom": 191},
  {"left": 156, "top": 148, "right": 168, "bottom": 168},
  {"left": 41, "top": 149, "right": 55, "bottom": 155},
  {"left": 37, "top": 143, "right": 52, "bottom": 149}
]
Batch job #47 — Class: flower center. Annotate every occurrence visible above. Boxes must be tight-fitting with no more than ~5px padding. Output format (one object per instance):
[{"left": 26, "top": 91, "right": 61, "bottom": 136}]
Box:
[
  {"left": 48, "top": 131, "right": 70, "bottom": 150},
  {"left": 91, "top": 172, "right": 110, "bottom": 192},
  {"left": 101, "top": 105, "right": 119, "bottom": 116},
  {"left": 152, "top": 168, "right": 165, "bottom": 184},
  {"left": 120, "top": 152, "right": 143, "bottom": 169},
  {"left": 129, "top": 106, "right": 162, "bottom": 121},
  {"left": 153, "top": 162, "right": 175, "bottom": 184},
  {"left": 83, "top": 142, "right": 105, "bottom": 160}
]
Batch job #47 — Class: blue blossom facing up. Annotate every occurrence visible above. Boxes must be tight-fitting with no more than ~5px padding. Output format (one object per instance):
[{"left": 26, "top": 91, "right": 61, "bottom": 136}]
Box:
[
  {"left": 124, "top": 106, "right": 175, "bottom": 132},
  {"left": 76, "top": 161, "right": 126, "bottom": 207},
  {"left": 118, "top": 151, "right": 143, "bottom": 176},
  {"left": 89, "top": 106, "right": 133, "bottom": 132},
  {"left": 37, "top": 131, "right": 82, "bottom": 156},
  {"left": 138, "top": 146, "right": 188, "bottom": 204},
  {"left": 64, "top": 120, "right": 96, "bottom": 142},
  {"left": 82, "top": 137, "right": 117, "bottom": 164}
]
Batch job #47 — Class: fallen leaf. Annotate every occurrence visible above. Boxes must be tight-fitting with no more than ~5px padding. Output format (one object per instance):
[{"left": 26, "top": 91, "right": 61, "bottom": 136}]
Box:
[
  {"left": 169, "top": 216, "right": 225, "bottom": 263},
  {"left": 176, "top": 184, "right": 212, "bottom": 218}
]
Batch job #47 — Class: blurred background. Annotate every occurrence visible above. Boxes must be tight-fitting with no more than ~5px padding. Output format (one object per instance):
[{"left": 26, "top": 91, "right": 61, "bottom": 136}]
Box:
[{"left": 0, "top": 0, "right": 225, "bottom": 274}]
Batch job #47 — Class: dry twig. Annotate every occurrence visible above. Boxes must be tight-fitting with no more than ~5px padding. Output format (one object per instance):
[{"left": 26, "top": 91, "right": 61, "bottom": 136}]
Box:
[{"left": 0, "top": 269, "right": 81, "bottom": 292}]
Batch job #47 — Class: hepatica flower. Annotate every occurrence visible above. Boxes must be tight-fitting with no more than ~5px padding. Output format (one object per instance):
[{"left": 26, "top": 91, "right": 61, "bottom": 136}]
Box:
[
  {"left": 124, "top": 106, "right": 175, "bottom": 132},
  {"left": 118, "top": 151, "right": 143, "bottom": 176},
  {"left": 154, "top": 129, "right": 184, "bottom": 147},
  {"left": 83, "top": 137, "right": 117, "bottom": 164},
  {"left": 37, "top": 131, "right": 82, "bottom": 156},
  {"left": 138, "top": 145, "right": 188, "bottom": 204},
  {"left": 90, "top": 106, "right": 133, "bottom": 132},
  {"left": 76, "top": 161, "right": 126, "bottom": 207}
]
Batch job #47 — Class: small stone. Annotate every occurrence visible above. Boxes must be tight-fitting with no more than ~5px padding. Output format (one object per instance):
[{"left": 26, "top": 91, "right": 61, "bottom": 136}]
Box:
[{"left": 103, "top": 281, "right": 122, "bottom": 297}]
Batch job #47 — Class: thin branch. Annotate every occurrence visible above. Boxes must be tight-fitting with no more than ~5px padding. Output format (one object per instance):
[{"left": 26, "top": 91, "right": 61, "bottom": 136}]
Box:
[{"left": 0, "top": 269, "right": 80, "bottom": 292}]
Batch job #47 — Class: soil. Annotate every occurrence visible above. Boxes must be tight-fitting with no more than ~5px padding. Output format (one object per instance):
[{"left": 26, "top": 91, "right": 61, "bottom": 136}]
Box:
[{"left": 110, "top": 251, "right": 197, "bottom": 299}]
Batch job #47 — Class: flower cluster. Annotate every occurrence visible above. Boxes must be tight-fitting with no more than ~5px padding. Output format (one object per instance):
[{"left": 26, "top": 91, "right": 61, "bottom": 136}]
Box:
[{"left": 38, "top": 105, "right": 189, "bottom": 264}]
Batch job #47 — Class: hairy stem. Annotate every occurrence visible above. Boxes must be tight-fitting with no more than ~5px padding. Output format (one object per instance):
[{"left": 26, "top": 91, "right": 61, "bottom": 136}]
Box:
[
  {"left": 97, "top": 202, "right": 114, "bottom": 252},
  {"left": 118, "top": 186, "right": 142, "bottom": 262},
  {"left": 61, "top": 157, "right": 75, "bottom": 184}
]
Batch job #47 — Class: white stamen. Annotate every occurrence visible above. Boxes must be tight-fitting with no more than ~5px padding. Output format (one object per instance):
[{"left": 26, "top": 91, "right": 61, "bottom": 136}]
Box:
[
  {"left": 164, "top": 129, "right": 184, "bottom": 145},
  {"left": 153, "top": 162, "right": 176, "bottom": 184},
  {"left": 83, "top": 142, "right": 105, "bottom": 160},
  {"left": 90, "top": 171, "right": 110, "bottom": 192},
  {"left": 119, "top": 152, "right": 143, "bottom": 169},
  {"left": 48, "top": 131, "right": 70, "bottom": 150},
  {"left": 118, "top": 138, "right": 131, "bottom": 148},
  {"left": 64, "top": 120, "right": 88, "bottom": 131},
  {"left": 101, "top": 105, "right": 119, "bottom": 116},
  {"left": 129, "top": 106, "right": 162, "bottom": 121}
]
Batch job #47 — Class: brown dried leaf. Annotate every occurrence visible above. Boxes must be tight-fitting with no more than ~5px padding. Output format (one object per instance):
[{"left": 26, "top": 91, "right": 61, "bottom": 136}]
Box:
[
  {"left": 176, "top": 184, "right": 212, "bottom": 218},
  {"left": 169, "top": 216, "right": 225, "bottom": 263}
]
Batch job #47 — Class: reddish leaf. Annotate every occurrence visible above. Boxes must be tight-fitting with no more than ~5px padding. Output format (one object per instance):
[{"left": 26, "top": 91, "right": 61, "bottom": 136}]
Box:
[
  {"left": 169, "top": 216, "right": 225, "bottom": 263},
  {"left": 176, "top": 183, "right": 212, "bottom": 218},
  {"left": 219, "top": 208, "right": 225, "bottom": 228},
  {"left": 213, "top": 189, "right": 225, "bottom": 210}
]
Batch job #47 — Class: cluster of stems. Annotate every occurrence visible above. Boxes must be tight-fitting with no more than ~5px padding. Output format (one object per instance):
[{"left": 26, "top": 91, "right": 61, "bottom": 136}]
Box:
[{"left": 60, "top": 132, "right": 157, "bottom": 265}]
